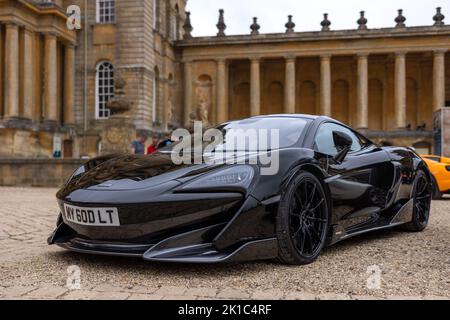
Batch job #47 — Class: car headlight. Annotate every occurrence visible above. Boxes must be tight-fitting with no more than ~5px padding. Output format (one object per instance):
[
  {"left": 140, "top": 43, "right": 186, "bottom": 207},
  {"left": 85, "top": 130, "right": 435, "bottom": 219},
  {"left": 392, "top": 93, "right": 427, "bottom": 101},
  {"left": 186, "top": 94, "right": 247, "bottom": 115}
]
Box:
[{"left": 179, "top": 166, "right": 254, "bottom": 191}]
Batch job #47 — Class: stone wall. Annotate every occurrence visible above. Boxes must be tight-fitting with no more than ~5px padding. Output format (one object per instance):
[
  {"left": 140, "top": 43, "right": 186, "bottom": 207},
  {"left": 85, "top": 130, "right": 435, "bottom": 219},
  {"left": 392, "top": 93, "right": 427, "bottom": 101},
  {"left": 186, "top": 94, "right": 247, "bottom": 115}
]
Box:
[{"left": 0, "top": 159, "right": 85, "bottom": 188}]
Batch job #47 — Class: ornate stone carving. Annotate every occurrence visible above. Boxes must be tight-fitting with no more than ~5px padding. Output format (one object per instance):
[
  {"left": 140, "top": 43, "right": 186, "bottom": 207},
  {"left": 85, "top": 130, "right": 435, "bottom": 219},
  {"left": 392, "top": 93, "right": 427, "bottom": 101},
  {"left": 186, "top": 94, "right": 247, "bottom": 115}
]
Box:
[
  {"left": 167, "top": 97, "right": 175, "bottom": 123},
  {"left": 357, "top": 11, "right": 368, "bottom": 30},
  {"left": 197, "top": 100, "right": 210, "bottom": 127},
  {"left": 101, "top": 118, "right": 136, "bottom": 155},
  {"left": 106, "top": 74, "right": 134, "bottom": 118},
  {"left": 433, "top": 7, "right": 445, "bottom": 26},
  {"left": 183, "top": 11, "right": 193, "bottom": 39},
  {"left": 216, "top": 9, "right": 226, "bottom": 37},
  {"left": 101, "top": 74, "right": 136, "bottom": 155},
  {"left": 194, "top": 83, "right": 212, "bottom": 127},
  {"left": 395, "top": 9, "right": 406, "bottom": 28},
  {"left": 321, "top": 13, "right": 331, "bottom": 32},
  {"left": 106, "top": 127, "right": 123, "bottom": 144},
  {"left": 285, "top": 15, "right": 295, "bottom": 34},
  {"left": 250, "top": 17, "right": 260, "bottom": 35}
]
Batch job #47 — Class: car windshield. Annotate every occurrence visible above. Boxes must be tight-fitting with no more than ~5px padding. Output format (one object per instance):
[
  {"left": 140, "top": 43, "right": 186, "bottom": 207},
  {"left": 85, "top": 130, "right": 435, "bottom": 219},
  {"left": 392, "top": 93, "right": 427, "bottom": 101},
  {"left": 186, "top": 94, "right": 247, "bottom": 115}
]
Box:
[{"left": 162, "top": 117, "right": 310, "bottom": 153}]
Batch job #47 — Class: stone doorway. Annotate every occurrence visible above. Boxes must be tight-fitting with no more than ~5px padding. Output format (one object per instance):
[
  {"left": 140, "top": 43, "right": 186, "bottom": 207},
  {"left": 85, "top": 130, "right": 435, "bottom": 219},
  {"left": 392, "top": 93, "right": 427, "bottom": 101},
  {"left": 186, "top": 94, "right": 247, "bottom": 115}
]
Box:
[{"left": 63, "top": 140, "right": 74, "bottom": 159}]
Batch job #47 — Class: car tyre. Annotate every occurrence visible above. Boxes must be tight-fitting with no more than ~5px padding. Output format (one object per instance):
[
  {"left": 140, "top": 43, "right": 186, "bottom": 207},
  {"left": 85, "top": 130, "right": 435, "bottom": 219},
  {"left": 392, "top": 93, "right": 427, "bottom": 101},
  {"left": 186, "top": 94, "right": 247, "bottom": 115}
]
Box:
[
  {"left": 276, "top": 171, "right": 329, "bottom": 265},
  {"left": 402, "top": 170, "right": 432, "bottom": 232},
  {"left": 431, "top": 176, "right": 443, "bottom": 200}
]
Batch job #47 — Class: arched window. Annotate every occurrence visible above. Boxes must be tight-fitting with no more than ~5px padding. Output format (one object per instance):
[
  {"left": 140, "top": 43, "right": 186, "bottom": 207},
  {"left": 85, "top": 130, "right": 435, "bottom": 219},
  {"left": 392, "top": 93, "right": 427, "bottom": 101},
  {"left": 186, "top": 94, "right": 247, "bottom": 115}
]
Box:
[
  {"left": 97, "top": 0, "right": 116, "bottom": 24},
  {"left": 96, "top": 62, "right": 114, "bottom": 119}
]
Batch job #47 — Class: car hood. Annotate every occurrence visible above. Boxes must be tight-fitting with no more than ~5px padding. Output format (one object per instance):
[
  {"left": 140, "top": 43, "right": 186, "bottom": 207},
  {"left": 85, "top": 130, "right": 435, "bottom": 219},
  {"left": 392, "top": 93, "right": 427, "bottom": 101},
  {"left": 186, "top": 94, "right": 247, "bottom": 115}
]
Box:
[
  {"left": 57, "top": 150, "right": 283, "bottom": 199},
  {"left": 58, "top": 153, "right": 222, "bottom": 196}
]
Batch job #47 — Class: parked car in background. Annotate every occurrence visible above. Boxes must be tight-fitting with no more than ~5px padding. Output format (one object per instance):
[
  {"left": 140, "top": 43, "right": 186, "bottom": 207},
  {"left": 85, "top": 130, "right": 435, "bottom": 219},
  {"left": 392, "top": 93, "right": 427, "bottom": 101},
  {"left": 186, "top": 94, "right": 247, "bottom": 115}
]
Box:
[{"left": 422, "top": 155, "right": 450, "bottom": 199}]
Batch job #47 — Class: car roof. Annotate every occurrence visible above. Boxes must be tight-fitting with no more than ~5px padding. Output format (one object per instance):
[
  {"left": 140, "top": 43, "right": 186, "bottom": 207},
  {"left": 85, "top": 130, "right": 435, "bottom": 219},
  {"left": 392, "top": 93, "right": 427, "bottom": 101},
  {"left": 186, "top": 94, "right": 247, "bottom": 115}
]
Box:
[{"left": 251, "top": 114, "right": 324, "bottom": 121}]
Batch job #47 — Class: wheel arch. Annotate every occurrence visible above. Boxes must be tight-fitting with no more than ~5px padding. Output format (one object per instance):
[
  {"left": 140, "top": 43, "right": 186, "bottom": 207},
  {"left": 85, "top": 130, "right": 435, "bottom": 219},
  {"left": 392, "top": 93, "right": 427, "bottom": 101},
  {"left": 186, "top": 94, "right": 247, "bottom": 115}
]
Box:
[
  {"left": 281, "top": 163, "right": 333, "bottom": 221},
  {"left": 417, "top": 161, "right": 433, "bottom": 186}
]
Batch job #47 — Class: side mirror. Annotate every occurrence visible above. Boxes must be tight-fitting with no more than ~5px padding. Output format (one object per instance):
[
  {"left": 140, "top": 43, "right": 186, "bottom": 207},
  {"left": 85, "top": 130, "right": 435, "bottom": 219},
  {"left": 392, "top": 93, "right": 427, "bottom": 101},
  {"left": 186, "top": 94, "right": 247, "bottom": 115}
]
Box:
[{"left": 332, "top": 131, "right": 353, "bottom": 163}]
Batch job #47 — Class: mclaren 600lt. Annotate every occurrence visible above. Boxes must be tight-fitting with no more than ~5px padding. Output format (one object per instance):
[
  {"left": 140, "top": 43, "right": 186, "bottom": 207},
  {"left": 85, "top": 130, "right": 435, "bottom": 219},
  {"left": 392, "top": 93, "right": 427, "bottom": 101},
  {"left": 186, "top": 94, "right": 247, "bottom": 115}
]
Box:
[{"left": 49, "top": 115, "right": 432, "bottom": 265}]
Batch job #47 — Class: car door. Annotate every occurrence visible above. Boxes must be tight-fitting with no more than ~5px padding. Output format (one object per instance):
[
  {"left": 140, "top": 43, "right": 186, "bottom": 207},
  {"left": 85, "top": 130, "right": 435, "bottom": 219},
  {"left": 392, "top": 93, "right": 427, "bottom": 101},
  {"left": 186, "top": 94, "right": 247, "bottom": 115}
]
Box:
[{"left": 313, "top": 122, "right": 393, "bottom": 231}]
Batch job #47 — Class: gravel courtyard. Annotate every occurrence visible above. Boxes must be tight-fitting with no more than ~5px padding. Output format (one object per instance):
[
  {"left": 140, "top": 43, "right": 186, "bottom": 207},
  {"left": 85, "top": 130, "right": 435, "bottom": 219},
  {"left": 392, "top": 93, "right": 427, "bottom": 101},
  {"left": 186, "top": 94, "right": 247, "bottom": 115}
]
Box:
[{"left": 0, "top": 187, "right": 449, "bottom": 300}]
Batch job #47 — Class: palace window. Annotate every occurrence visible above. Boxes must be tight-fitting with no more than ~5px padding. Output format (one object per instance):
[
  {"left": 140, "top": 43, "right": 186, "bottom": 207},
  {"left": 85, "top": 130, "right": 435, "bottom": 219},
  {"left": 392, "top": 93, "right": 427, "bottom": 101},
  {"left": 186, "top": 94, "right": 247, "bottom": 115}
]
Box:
[
  {"left": 97, "top": 0, "right": 116, "bottom": 24},
  {"left": 96, "top": 62, "right": 115, "bottom": 119}
]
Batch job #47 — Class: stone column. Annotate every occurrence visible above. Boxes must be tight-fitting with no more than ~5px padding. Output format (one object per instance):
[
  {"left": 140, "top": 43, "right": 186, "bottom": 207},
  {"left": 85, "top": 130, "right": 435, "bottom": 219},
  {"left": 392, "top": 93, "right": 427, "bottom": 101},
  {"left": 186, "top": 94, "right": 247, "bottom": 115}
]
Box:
[
  {"left": 284, "top": 56, "right": 296, "bottom": 114},
  {"left": 0, "top": 24, "right": 3, "bottom": 118},
  {"left": 4, "top": 23, "right": 20, "bottom": 119},
  {"left": 433, "top": 49, "right": 447, "bottom": 111},
  {"left": 162, "top": 78, "right": 170, "bottom": 132},
  {"left": 216, "top": 58, "right": 228, "bottom": 123},
  {"left": 250, "top": 57, "right": 261, "bottom": 116},
  {"left": 64, "top": 44, "right": 76, "bottom": 125},
  {"left": 44, "top": 34, "right": 58, "bottom": 123},
  {"left": 356, "top": 53, "right": 369, "bottom": 129},
  {"left": 23, "top": 28, "right": 34, "bottom": 120},
  {"left": 320, "top": 55, "right": 332, "bottom": 116},
  {"left": 395, "top": 52, "right": 407, "bottom": 129},
  {"left": 183, "top": 61, "right": 193, "bottom": 126}
]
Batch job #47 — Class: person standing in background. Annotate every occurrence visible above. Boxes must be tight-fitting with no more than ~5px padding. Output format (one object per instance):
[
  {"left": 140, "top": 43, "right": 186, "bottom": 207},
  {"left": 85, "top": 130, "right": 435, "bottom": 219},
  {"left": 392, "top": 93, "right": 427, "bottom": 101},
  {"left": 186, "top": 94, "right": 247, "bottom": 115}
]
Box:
[
  {"left": 131, "top": 134, "right": 147, "bottom": 155},
  {"left": 147, "top": 133, "right": 160, "bottom": 155},
  {"left": 158, "top": 132, "right": 175, "bottom": 149}
]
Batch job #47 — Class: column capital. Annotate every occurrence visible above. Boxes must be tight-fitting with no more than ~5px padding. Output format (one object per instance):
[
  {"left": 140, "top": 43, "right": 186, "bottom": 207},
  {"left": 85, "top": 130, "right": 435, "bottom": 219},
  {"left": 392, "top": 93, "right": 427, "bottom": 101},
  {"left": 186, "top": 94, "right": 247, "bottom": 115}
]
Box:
[
  {"left": 356, "top": 52, "right": 370, "bottom": 59},
  {"left": 249, "top": 56, "right": 262, "bottom": 63},
  {"left": 65, "top": 43, "right": 76, "bottom": 49},
  {"left": 4, "top": 22, "right": 19, "bottom": 30},
  {"left": 320, "top": 54, "right": 332, "bottom": 61},
  {"left": 23, "top": 26, "right": 35, "bottom": 35},
  {"left": 433, "top": 48, "right": 448, "bottom": 55},
  {"left": 216, "top": 58, "right": 227, "bottom": 64},
  {"left": 395, "top": 51, "right": 408, "bottom": 57},
  {"left": 43, "top": 32, "right": 58, "bottom": 40},
  {"left": 285, "top": 55, "right": 297, "bottom": 62},
  {"left": 183, "top": 59, "right": 194, "bottom": 66}
]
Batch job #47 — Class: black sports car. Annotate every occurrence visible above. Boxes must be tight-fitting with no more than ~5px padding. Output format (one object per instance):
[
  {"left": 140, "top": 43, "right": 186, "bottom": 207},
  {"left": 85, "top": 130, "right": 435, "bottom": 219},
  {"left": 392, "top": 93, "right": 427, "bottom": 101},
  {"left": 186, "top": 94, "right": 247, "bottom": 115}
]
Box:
[{"left": 48, "top": 115, "right": 433, "bottom": 265}]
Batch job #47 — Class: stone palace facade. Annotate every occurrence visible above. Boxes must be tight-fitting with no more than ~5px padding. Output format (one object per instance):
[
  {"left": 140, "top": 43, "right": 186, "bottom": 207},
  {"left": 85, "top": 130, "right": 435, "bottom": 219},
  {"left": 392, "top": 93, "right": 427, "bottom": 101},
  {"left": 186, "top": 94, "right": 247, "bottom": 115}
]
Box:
[{"left": 0, "top": 0, "right": 449, "bottom": 158}]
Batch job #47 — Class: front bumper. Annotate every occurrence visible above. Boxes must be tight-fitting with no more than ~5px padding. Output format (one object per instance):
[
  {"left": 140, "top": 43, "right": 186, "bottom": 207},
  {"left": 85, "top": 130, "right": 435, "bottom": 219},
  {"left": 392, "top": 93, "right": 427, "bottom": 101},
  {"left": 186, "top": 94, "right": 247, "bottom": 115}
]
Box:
[
  {"left": 49, "top": 194, "right": 280, "bottom": 263},
  {"left": 48, "top": 222, "right": 278, "bottom": 263},
  {"left": 56, "top": 192, "right": 243, "bottom": 242}
]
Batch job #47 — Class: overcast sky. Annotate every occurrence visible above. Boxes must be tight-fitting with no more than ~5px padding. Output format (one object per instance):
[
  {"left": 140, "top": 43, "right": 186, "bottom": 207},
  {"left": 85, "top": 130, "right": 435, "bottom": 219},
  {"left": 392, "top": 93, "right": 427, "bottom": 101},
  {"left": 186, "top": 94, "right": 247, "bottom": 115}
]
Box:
[{"left": 186, "top": 0, "right": 447, "bottom": 36}]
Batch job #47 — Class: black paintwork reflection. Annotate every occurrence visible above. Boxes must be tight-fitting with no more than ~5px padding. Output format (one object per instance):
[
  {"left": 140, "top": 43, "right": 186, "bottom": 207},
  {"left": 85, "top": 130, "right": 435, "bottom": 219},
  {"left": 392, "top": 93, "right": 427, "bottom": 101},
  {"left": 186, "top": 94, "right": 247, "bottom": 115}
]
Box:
[{"left": 58, "top": 153, "right": 191, "bottom": 199}]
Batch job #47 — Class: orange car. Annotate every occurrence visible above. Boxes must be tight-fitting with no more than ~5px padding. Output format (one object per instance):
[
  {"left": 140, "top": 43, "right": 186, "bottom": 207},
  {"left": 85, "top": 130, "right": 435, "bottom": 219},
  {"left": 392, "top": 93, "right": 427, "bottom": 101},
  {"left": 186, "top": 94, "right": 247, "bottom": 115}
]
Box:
[{"left": 422, "top": 155, "right": 450, "bottom": 199}]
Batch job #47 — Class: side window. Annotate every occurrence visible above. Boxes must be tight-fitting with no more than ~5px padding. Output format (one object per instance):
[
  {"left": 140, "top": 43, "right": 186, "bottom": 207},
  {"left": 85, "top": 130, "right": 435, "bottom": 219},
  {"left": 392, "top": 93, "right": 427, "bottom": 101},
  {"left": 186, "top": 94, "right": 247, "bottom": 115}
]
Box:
[{"left": 314, "top": 123, "right": 363, "bottom": 156}]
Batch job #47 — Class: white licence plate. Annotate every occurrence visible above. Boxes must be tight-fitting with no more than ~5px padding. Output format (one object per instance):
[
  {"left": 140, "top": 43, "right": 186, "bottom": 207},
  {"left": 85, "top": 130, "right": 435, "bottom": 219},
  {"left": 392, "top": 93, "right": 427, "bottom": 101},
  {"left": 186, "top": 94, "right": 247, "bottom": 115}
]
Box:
[{"left": 63, "top": 204, "right": 120, "bottom": 227}]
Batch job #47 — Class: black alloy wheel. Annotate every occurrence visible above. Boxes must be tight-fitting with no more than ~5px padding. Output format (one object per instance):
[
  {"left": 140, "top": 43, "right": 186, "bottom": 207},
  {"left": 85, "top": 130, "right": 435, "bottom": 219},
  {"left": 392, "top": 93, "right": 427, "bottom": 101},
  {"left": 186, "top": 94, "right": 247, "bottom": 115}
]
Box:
[{"left": 277, "top": 171, "right": 329, "bottom": 265}]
